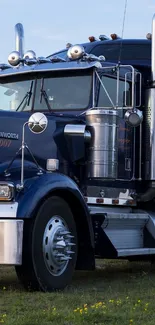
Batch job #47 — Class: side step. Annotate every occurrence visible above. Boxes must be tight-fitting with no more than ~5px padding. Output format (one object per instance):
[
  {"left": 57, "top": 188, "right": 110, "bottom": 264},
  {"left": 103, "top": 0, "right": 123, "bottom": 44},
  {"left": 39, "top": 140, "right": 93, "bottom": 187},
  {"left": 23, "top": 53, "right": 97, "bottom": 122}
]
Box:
[
  {"left": 89, "top": 205, "right": 155, "bottom": 258},
  {"left": 117, "top": 248, "right": 155, "bottom": 257}
]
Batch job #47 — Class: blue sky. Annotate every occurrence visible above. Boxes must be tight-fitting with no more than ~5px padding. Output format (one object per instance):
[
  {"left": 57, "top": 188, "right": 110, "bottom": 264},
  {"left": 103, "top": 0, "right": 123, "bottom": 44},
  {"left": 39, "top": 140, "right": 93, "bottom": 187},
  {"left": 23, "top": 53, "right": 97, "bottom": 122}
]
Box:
[{"left": 0, "top": 0, "right": 154, "bottom": 62}]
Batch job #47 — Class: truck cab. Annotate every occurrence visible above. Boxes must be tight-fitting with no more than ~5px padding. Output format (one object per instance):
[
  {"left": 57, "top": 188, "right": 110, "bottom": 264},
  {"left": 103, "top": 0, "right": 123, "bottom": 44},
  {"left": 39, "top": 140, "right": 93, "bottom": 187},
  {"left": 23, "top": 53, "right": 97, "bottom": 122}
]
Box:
[
  {"left": 0, "top": 18, "right": 155, "bottom": 292},
  {"left": 49, "top": 35, "right": 152, "bottom": 108}
]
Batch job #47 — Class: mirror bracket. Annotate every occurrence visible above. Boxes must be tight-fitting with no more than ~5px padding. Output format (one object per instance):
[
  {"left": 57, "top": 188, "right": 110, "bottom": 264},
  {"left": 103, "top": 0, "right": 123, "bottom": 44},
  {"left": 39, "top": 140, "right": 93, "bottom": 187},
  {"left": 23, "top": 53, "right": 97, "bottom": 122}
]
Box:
[
  {"left": 4, "top": 113, "right": 48, "bottom": 190},
  {"left": 19, "top": 113, "right": 48, "bottom": 189}
]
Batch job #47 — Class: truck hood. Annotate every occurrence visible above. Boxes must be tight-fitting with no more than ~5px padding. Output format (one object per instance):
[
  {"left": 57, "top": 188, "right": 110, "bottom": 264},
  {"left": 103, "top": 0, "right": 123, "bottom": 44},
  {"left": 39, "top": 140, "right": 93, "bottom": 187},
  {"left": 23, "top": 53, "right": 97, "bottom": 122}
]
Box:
[{"left": 0, "top": 110, "right": 81, "bottom": 177}]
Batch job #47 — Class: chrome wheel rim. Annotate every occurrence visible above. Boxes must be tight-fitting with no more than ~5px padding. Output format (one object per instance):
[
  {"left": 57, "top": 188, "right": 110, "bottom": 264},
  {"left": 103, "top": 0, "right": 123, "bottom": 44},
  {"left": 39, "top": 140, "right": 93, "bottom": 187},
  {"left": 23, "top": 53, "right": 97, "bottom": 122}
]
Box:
[{"left": 43, "top": 215, "right": 75, "bottom": 276}]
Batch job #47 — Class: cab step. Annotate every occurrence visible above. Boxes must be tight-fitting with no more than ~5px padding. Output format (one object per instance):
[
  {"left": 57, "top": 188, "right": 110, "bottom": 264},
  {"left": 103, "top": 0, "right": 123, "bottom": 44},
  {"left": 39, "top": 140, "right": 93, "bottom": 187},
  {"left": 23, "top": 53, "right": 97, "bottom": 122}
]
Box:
[{"left": 89, "top": 205, "right": 150, "bottom": 252}]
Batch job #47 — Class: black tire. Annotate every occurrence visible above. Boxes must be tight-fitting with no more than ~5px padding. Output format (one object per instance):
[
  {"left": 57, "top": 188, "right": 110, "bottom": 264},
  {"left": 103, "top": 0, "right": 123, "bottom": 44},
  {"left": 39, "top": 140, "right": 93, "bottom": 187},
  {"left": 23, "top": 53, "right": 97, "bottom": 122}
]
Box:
[{"left": 15, "top": 196, "right": 77, "bottom": 292}]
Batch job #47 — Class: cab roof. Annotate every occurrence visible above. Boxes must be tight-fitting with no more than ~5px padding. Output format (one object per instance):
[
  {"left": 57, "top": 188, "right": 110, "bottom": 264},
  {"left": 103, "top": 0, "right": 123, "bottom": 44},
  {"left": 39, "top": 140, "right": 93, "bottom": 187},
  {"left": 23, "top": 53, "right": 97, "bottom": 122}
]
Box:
[
  {"left": 50, "top": 38, "right": 151, "bottom": 56},
  {"left": 48, "top": 38, "right": 151, "bottom": 68}
]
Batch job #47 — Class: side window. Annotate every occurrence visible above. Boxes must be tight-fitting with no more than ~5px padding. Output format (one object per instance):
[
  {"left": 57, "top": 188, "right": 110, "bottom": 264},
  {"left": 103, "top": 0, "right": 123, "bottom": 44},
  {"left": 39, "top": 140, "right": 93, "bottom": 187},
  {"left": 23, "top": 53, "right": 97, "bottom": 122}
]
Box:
[{"left": 98, "top": 76, "right": 130, "bottom": 108}]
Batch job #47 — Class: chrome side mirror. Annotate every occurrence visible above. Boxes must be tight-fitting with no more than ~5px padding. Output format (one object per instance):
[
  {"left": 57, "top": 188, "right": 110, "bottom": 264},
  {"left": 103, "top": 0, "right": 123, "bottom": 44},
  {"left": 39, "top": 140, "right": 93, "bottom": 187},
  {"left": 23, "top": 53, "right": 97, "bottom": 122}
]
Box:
[
  {"left": 124, "top": 108, "right": 143, "bottom": 127},
  {"left": 28, "top": 112, "right": 48, "bottom": 134}
]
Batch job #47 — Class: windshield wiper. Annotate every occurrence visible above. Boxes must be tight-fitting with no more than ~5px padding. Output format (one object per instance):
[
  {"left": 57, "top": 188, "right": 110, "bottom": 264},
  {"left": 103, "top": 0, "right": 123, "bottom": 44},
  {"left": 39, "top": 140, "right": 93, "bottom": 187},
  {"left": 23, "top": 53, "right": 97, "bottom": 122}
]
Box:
[
  {"left": 39, "top": 78, "right": 52, "bottom": 111},
  {"left": 16, "top": 81, "right": 34, "bottom": 111}
]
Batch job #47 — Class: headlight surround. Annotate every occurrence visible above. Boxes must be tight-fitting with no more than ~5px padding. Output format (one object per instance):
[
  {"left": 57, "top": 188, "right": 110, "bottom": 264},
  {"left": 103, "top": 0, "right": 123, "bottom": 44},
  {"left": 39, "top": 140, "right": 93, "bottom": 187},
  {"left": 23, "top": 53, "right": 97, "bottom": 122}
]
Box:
[{"left": 0, "top": 183, "right": 14, "bottom": 201}]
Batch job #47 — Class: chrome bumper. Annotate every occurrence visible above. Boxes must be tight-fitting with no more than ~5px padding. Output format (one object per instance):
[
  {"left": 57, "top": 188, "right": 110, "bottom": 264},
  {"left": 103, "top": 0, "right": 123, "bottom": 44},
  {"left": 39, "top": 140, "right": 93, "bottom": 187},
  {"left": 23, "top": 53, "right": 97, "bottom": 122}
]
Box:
[{"left": 0, "top": 202, "right": 23, "bottom": 265}]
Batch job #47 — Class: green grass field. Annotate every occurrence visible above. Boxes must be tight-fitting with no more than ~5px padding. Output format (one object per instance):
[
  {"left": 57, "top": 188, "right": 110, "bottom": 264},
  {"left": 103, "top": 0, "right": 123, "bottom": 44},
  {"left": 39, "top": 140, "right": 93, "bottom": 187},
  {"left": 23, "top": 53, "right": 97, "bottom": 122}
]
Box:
[{"left": 0, "top": 260, "right": 155, "bottom": 325}]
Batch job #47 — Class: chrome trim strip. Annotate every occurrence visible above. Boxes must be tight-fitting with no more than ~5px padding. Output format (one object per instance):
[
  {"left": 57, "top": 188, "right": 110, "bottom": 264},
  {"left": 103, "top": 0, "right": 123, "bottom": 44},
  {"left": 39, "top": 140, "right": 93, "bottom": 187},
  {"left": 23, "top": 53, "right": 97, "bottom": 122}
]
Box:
[
  {"left": 0, "top": 61, "right": 102, "bottom": 78},
  {"left": 86, "top": 197, "right": 136, "bottom": 206},
  {"left": 0, "top": 202, "right": 18, "bottom": 218},
  {"left": 117, "top": 248, "right": 155, "bottom": 257},
  {"left": 0, "top": 220, "right": 23, "bottom": 264}
]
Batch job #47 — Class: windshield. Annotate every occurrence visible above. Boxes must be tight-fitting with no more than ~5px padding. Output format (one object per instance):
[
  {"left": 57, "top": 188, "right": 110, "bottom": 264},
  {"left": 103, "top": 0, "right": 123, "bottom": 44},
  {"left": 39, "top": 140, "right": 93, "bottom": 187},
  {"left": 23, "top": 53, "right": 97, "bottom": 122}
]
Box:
[{"left": 0, "top": 74, "right": 92, "bottom": 112}]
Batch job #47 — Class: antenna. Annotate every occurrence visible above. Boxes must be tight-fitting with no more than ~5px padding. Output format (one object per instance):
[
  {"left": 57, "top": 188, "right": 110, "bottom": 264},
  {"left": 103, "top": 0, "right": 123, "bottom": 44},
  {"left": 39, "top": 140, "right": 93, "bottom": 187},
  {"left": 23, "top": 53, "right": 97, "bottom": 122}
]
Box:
[
  {"left": 115, "top": 0, "right": 128, "bottom": 107},
  {"left": 118, "top": 0, "right": 128, "bottom": 64}
]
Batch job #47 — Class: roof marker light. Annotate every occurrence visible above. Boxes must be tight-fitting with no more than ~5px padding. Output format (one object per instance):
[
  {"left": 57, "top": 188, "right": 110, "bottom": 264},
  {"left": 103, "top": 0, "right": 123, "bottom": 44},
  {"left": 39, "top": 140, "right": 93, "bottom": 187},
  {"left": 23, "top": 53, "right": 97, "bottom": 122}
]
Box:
[
  {"left": 66, "top": 43, "right": 72, "bottom": 49},
  {"left": 88, "top": 36, "right": 97, "bottom": 42},
  {"left": 99, "top": 35, "right": 109, "bottom": 41},
  {"left": 146, "top": 33, "right": 152, "bottom": 40},
  {"left": 110, "top": 34, "right": 121, "bottom": 40}
]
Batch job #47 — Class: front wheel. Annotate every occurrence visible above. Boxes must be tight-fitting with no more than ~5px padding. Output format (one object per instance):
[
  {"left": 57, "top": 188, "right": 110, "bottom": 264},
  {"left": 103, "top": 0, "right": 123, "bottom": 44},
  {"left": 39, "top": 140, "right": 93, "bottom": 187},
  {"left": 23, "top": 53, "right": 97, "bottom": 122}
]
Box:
[{"left": 15, "top": 196, "right": 77, "bottom": 292}]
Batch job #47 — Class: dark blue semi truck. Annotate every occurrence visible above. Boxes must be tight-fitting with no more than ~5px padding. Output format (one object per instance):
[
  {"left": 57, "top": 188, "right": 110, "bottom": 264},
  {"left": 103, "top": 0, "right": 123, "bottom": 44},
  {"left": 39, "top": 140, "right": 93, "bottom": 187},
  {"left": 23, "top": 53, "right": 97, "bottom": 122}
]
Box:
[{"left": 0, "top": 16, "right": 154, "bottom": 292}]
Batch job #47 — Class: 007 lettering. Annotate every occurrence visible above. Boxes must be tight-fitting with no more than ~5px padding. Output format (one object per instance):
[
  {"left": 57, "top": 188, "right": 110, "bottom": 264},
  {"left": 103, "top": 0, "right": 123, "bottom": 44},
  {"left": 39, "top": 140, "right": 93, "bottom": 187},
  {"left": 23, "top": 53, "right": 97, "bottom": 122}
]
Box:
[{"left": 0, "top": 139, "right": 12, "bottom": 147}]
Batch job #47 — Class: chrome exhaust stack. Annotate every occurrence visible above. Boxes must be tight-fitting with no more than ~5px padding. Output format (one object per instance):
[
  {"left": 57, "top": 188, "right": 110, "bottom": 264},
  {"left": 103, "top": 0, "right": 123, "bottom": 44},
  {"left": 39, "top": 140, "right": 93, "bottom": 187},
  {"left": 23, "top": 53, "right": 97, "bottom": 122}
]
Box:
[
  {"left": 151, "top": 14, "right": 155, "bottom": 81},
  {"left": 140, "top": 14, "right": 155, "bottom": 201},
  {"left": 15, "top": 23, "right": 24, "bottom": 58},
  {"left": 149, "top": 14, "right": 155, "bottom": 181}
]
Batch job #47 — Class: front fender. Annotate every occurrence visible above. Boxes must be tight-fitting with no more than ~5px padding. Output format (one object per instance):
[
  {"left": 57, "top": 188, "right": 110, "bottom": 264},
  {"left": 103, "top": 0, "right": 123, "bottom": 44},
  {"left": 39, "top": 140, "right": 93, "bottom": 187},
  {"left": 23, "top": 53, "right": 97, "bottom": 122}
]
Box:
[
  {"left": 16, "top": 172, "right": 95, "bottom": 269},
  {"left": 16, "top": 173, "right": 93, "bottom": 243}
]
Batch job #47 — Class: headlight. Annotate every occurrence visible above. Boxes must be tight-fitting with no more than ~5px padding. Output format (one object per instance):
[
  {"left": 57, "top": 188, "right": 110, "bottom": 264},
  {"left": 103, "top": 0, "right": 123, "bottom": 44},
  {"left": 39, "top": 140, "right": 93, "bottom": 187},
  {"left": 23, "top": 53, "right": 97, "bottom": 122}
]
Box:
[{"left": 0, "top": 183, "right": 14, "bottom": 201}]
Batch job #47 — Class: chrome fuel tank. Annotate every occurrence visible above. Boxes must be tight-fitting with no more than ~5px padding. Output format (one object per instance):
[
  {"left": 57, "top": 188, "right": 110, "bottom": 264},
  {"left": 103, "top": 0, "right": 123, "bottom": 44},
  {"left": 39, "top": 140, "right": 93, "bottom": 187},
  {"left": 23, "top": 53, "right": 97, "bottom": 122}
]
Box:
[{"left": 86, "top": 109, "right": 118, "bottom": 179}]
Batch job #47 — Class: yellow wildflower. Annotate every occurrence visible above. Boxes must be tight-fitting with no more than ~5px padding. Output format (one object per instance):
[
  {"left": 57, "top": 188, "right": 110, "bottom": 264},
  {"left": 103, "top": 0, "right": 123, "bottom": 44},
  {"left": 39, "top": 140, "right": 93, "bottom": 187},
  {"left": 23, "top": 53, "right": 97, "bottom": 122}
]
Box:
[{"left": 98, "top": 302, "right": 102, "bottom": 306}]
